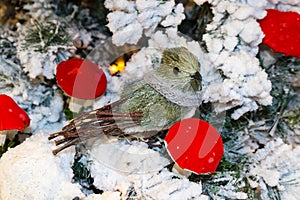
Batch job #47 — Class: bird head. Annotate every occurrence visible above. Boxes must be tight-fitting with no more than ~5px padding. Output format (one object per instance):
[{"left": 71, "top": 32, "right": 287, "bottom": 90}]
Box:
[
  {"left": 145, "top": 47, "right": 203, "bottom": 107},
  {"left": 156, "top": 47, "right": 202, "bottom": 93}
]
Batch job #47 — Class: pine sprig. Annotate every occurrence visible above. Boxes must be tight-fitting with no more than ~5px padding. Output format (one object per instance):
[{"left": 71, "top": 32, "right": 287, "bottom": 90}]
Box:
[
  {"left": 23, "top": 20, "right": 71, "bottom": 52},
  {"left": 72, "top": 150, "right": 102, "bottom": 194},
  {"left": 259, "top": 53, "right": 300, "bottom": 138}
]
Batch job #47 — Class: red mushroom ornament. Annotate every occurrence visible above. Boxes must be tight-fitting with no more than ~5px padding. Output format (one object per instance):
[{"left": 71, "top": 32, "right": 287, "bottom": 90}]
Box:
[
  {"left": 0, "top": 94, "right": 30, "bottom": 131},
  {"left": 56, "top": 59, "right": 107, "bottom": 100},
  {"left": 258, "top": 9, "right": 300, "bottom": 58},
  {"left": 164, "top": 118, "right": 224, "bottom": 174}
]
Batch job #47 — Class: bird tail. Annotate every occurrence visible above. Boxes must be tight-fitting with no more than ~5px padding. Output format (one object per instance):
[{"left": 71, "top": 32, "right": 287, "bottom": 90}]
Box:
[{"left": 48, "top": 99, "right": 143, "bottom": 155}]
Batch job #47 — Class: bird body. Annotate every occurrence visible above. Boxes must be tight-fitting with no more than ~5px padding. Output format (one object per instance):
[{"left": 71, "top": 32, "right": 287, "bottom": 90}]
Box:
[{"left": 49, "top": 47, "right": 202, "bottom": 155}]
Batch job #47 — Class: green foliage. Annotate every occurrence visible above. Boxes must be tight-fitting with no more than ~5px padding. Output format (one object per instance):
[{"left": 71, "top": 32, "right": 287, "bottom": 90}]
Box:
[
  {"left": 178, "top": 2, "right": 213, "bottom": 42},
  {"left": 221, "top": 115, "right": 249, "bottom": 140},
  {"left": 258, "top": 53, "right": 300, "bottom": 139},
  {"left": 283, "top": 107, "right": 300, "bottom": 127},
  {"left": 72, "top": 154, "right": 102, "bottom": 194},
  {"left": 125, "top": 186, "right": 138, "bottom": 199},
  {"left": 241, "top": 177, "right": 260, "bottom": 200},
  {"left": 267, "top": 186, "right": 281, "bottom": 200},
  {"left": 23, "top": 20, "right": 71, "bottom": 52},
  {"left": 72, "top": 156, "right": 94, "bottom": 186},
  {"left": 64, "top": 107, "right": 77, "bottom": 120},
  {"left": 53, "top": 0, "right": 108, "bottom": 26},
  {"left": 189, "top": 156, "right": 250, "bottom": 199},
  {"left": 0, "top": 136, "right": 19, "bottom": 158}
]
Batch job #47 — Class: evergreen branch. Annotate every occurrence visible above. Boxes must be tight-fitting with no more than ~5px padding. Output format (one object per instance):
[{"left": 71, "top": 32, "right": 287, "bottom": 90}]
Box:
[{"left": 23, "top": 19, "right": 71, "bottom": 52}]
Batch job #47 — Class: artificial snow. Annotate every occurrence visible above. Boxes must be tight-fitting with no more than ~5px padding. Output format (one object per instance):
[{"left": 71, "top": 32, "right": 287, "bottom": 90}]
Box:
[
  {"left": 105, "top": 0, "right": 185, "bottom": 46},
  {"left": 248, "top": 138, "right": 300, "bottom": 199},
  {"left": 0, "top": 56, "right": 65, "bottom": 134},
  {"left": 202, "top": 0, "right": 272, "bottom": 119},
  {"left": 76, "top": 137, "right": 208, "bottom": 199},
  {"left": 15, "top": 21, "right": 75, "bottom": 79},
  {"left": 0, "top": 132, "right": 83, "bottom": 199}
]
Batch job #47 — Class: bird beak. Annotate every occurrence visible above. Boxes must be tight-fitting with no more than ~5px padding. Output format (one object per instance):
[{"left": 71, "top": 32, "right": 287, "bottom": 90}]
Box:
[{"left": 191, "top": 71, "right": 202, "bottom": 82}]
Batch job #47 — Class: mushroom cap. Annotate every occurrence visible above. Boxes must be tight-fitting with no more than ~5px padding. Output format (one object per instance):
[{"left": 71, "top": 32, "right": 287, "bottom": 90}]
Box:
[
  {"left": 164, "top": 118, "right": 224, "bottom": 174},
  {"left": 259, "top": 9, "right": 300, "bottom": 58},
  {"left": 0, "top": 94, "right": 30, "bottom": 131},
  {"left": 56, "top": 58, "right": 107, "bottom": 99}
]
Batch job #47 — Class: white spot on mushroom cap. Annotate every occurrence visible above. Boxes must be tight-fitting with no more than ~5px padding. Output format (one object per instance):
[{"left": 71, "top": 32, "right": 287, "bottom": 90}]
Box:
[
  {"left": 18, "top": 113, "right": 26, "bottom": 121},
  {"left": 208, "top": 157, "right": 214, "bottom": 163}
]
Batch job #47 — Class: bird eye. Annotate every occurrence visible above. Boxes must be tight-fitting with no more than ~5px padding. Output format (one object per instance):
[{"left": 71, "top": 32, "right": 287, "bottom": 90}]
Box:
[{"left": 173, "top": 67, "right": 180, "bottom": 75}]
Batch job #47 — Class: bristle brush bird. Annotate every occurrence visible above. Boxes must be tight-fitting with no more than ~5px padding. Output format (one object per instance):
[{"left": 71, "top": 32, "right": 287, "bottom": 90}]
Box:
[{"left": 48, "top": 47, "right": 203, "bottom": 155}]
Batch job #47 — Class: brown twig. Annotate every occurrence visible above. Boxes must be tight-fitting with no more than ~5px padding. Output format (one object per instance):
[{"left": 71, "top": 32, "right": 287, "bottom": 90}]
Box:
[{"left": 48, "top": 99, "right": 143, "bottom": 155}]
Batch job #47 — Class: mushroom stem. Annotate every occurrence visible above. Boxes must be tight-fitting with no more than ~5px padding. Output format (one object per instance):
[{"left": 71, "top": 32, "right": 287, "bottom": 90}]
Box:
[
  {"left": 0, "top": 131, "right": 7, "bottom": 146},
  {"left": 0, "top": 130, "right": 19, "bottom": 146},
  {"left": 172, "top": 163, "right": 192, "bottom": 177}
]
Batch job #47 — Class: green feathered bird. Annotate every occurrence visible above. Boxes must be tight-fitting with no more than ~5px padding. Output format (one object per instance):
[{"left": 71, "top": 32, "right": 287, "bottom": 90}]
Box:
[{"left": 49, "top": 47, "right": 202, "bottom": 155}]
